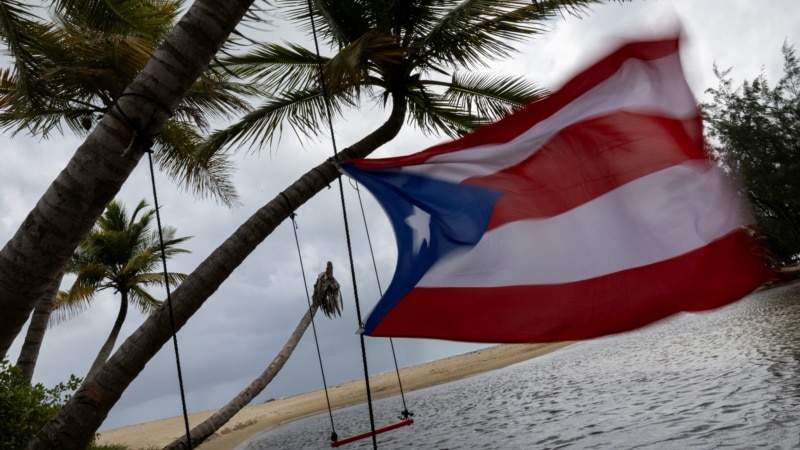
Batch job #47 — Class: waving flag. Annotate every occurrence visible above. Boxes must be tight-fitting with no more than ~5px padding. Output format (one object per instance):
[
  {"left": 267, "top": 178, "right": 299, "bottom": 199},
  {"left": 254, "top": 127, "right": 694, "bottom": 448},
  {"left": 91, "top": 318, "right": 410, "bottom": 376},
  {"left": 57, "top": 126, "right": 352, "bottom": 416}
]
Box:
[{"left": 340, "top": 38, "right": 769, "bottom": 343}]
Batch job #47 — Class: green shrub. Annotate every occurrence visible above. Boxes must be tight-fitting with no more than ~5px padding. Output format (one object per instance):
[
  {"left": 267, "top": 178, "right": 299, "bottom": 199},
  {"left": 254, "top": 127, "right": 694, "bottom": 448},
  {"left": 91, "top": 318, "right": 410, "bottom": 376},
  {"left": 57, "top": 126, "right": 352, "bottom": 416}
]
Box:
[{"left": 0, "top": 358, "right": 81, "bottom": 450}]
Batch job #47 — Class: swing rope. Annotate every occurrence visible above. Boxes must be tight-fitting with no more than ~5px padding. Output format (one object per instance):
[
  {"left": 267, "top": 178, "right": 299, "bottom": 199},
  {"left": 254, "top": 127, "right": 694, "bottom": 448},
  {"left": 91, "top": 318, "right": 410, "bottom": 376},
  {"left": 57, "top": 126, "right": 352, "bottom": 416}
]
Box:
[
  {"left": 305, "top": 0, "right": 377, "bottom": 447},
  {"left": 350, "top": 181, "right": 412, "bottom": 420},
  {"left": 285, "top": 201, "right": 338, "bottom": 441},
  {"left": 146, "top": 150, "right": 193, "bottom": 449}
]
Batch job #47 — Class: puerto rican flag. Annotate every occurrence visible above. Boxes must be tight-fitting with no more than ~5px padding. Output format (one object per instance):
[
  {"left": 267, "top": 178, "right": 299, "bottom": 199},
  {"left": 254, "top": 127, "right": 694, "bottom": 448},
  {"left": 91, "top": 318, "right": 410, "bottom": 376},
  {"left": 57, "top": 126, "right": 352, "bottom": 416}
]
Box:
[{"left": 340, "top": 38, "right": 769, "bottom": 343}]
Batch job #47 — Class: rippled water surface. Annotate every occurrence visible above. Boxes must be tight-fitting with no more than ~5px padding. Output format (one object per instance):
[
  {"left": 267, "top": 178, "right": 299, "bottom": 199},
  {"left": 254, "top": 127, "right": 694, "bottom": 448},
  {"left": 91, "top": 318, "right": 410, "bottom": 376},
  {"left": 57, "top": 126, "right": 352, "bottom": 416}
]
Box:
[{"left": 240, "top": 285, "right": 800, "bottom": 449}]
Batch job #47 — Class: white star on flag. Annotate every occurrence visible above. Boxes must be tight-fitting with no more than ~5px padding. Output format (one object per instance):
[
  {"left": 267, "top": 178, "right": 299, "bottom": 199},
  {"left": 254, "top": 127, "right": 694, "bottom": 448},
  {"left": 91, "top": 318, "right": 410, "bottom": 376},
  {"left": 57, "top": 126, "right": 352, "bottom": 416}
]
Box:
[{"left": 404, "top": 205, "right": 431, "bottom": 255}]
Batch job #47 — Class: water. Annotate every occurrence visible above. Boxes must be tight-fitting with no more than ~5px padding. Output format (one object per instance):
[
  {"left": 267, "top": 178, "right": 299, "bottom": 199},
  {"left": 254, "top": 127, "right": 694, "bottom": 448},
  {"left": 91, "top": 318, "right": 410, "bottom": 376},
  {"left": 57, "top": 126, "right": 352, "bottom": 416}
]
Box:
[{"left": 240, "top": 284, "right": 800, "bottom": 449}]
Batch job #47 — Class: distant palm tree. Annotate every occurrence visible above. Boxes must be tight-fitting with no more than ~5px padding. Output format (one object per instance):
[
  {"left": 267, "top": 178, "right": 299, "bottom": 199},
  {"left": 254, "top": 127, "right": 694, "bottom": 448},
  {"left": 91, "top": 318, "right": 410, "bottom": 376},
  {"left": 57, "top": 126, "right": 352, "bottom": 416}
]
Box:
[
  {"left": 57, "top": 199, "right": 190, "bottom": 378},
  {"left": 14, "top": 272, "right": 63, "bottom": 382},
  {"left": 164, "top": 262, "right": 343, "bottom": 449}
]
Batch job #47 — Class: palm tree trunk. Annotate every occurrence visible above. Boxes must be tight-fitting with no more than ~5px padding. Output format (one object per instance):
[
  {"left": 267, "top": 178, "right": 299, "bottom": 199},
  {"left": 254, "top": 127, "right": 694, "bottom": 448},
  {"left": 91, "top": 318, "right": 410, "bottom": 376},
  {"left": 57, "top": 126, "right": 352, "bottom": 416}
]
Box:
[
  {"left": 28, "top": 93, "right": 407, "bottom": 450},
  {"left": 164, "top": 301, "right": 320, "bottom": 450},
  {"left": 16, "top": 271, "right": 64, "bottom": 382},
  {"left": 86, "top": 291, "right": 129, "bottom": 379},
  {"left": 0, "top": 0, "right": 256, "bottom": 358}
]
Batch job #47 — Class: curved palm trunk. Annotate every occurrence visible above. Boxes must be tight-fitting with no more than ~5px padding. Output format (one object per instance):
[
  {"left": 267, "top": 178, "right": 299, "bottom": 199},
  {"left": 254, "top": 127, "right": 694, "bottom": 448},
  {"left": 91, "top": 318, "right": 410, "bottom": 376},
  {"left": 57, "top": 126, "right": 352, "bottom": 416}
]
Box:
[
  {"left": 29, "top": 94, "right": 407, "bottom": 450},
  {"left": 16, "top": 271, "right": 64, "bottom": 382},
  {"left": 164, "top": 301, "right": 320, "bottom": 450},
  {"left": 0, "top": 0, "right": 256, "bottom": 358},
  {"left": 86, "top": 291, "right": 129, "bottom": 379}
]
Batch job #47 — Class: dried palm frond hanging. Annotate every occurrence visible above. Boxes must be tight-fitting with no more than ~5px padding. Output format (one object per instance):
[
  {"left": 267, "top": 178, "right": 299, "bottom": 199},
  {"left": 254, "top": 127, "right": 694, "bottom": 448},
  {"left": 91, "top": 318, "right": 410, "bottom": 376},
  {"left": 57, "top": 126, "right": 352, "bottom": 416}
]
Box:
[{"left": 313, "top": 261, "right": 344, "bottom": 318}]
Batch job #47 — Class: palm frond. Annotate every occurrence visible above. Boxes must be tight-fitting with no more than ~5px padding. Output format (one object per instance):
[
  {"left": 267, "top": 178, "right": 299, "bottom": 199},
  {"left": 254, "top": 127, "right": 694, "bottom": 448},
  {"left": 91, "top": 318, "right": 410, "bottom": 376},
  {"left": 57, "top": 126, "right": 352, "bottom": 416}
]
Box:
[
  {"left": 127, "top": 286, "right": 164, "bottom": 315},
  {"left": 406, "top": 88, "right": 483, "bottom": 138},
  {"left": 200, "top": 87, "right": 353, "bottom": 154},
  {"left": 313, "top": 262, "right": 343, "bottom": 319},
  {"left": 324, "top": 29, "right": 410, "bottom": 93},
  {"left": 52, "top": 0, "right": 181, "bottom": 39},
  {"left": 180, "top": 75, "right": 256, "bottom": 126},
  {"left": 214, "top": 43, "right": 323, "bottom": 93},
  {"left": 153, "top": 120, "right": 241, "bottom": 207},
  {"left": 418, "top": 0, "right": 603, "bottom": 69},
  {"left": 49, "top": 289, "right": 94, "bottom": 327},
  {"left": 131, "top": 272, "right": 187, "bottom": 289},
  {"left": 437, "top": 72, "right": 548, "bottom": 122},
  {"left": 0, "top": 1, "right": 46, "bottom": 80},
  {"left": 283, "top": 0, "right": 372, "bottom": 48},
  {"left": 0, "top": 67, "right": 16, "bottom": 106}
]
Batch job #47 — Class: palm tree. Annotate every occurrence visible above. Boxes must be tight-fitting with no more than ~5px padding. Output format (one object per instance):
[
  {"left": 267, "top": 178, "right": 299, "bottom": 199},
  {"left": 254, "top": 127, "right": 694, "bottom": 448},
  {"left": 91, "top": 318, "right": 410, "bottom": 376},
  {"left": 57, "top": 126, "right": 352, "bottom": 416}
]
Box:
[
  {"left": 0, "top": 0, "right": 252, "bottom": 205},
  {"left": 56, "top": 199, "right": 190, "bottom": 378},
  {"left": 164, "top": 262, "right": 342, "bottom": 449},
  {"left": 15, "top": 272, "right": 64, "bottom": 382},
  {"left": 28, "top": 2, "right": 618, "bottom": 448},
  {"left": 2, "top": 0, "right": 254, "bottom": 378},
  {"left": 200, "top": 0, "right": 553, "bottom": 157},
  {"left": 0, "top": 0, "right": 255, "bottom": 365}
]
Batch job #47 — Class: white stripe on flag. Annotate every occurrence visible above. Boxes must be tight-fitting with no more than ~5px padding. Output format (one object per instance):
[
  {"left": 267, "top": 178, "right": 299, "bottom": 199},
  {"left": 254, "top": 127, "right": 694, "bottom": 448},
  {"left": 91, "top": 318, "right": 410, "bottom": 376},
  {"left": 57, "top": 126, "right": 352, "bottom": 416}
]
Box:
[
  {"left": 403, "top": 53, "right": 697, "bottom": 183},
  {"left": 417, "top": 161, "right": 750, "bottom": 287}
]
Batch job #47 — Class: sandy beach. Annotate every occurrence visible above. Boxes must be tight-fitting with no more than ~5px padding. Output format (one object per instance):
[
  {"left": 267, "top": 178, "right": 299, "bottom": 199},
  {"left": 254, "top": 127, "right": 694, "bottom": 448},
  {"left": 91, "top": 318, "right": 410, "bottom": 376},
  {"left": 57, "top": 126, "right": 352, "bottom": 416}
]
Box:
[{"left": 97, "top": 342, "right": 572, "bottom": 450}]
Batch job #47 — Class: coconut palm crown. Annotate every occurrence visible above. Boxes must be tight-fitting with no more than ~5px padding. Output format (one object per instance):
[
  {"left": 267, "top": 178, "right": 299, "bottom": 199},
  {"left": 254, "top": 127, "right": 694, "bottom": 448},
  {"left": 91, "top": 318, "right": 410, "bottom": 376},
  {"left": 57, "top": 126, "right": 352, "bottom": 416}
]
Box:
[
  {"left": 203, "top": 0, "right": 620, "bottom": 155},
  {"left": 56, "top": 199, "right": 190, "bottom": 377},
  {"left": 0, "top": 0, "right": 260, "bottom": 206}
]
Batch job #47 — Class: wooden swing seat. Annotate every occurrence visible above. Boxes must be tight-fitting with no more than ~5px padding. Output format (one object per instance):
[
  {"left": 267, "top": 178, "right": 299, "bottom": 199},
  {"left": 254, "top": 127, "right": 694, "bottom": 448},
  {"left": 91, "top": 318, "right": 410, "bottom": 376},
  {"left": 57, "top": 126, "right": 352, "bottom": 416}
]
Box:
[{"left": 330, "top": 418, "right": 414, "bottom": 447}]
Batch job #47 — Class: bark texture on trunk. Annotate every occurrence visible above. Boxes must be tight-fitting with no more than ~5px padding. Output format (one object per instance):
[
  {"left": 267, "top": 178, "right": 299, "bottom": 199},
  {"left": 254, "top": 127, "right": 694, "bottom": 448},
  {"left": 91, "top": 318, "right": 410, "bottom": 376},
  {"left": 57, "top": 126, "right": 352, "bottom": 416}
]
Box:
[
  {"left": 0, "top": 0, "right": 256, "bottom": 358},
  {"left": 86, "top": 291, "right": 129, "bottom": 379},
  {"left": 16, "top": 271, "right": 63, "bottom": 382},
  {"left": 29, "top": 93, "right": 406, "bottom": 450},
  {"left": 164, "top": 302, "right": 320, "bottom": 450}
]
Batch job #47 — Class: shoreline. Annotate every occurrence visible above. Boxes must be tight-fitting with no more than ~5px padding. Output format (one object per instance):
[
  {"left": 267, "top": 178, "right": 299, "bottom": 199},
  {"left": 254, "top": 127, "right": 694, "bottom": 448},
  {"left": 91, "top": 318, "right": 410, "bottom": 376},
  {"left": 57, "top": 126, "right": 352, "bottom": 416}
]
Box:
[{"left": 97, "top": 342, "right": 573, "bottom": 450}]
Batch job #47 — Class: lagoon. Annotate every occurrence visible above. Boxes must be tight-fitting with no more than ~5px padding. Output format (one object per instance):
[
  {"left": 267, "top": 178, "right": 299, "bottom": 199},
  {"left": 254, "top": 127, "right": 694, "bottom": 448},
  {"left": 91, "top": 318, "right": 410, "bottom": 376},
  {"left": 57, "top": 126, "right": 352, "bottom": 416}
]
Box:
[{"left": 241, "top": 284, "right": 800, "bottom": 449}]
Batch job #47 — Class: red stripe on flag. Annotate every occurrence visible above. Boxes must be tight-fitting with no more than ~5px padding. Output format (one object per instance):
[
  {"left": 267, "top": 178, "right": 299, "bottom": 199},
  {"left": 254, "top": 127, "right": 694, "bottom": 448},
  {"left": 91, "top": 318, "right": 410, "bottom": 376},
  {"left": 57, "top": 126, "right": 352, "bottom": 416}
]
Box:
[
  {"left": 348, "top": 39, "right": 683, "bottom": 170},
  {"left": 464, "top": 111, "right": 706, "bottom": 229},
  {"left": 369, "top": 230, "right": 768, "bottom": 343}
]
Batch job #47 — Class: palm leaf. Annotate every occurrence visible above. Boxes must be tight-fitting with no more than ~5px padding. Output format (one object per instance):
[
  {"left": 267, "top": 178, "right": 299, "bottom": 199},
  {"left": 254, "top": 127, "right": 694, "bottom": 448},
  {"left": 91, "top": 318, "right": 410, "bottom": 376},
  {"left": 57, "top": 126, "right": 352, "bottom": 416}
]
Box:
[
  {"left": 418, "top": 0, "right": 603, "bottom": 68},
  {"left": 283, "top": 0, "right": 372, "bottom": 48},
  {"left": 180, "top": 75, "right": 256, "bottom": 127},
  {"left": 324, "top": 29, "right": 410, "bottom": 93},
  {"left": 0, "top": 1, "right": 47, "bottom": 83},
  {"left": 50, "top": 289, "right": 95, "bottom": 327},
  {"left": 214, "top": 43, "right": 324, "bottom": 94},
  {"left": 153, "top": 120, "right": 241, "bottom": 207},
  {"left": 406, "top": 87, "right": 482, "bottom": 138},
  {"left": 436, "top": 72, "right": 548, "bottom": 121},
  {"left": 313, "top": 262, "right": 343, "bottom": 318},
  {"left": 201, "top": 87, "right": 353, "bottom": 154},
  {"left": 127, "top": 285, "right": 164, "bottom": 314},
  {"left": 0, "top": 67, "right": 16, "bottom": 106},
  {"left": 52, "top": 0, "right": 181, "bottom": 38}
]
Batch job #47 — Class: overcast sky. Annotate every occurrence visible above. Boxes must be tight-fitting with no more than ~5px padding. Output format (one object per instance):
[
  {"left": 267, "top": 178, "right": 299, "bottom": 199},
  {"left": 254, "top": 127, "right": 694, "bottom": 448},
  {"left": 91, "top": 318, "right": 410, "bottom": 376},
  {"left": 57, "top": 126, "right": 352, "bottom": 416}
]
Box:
[{"left": 3, "top": 0, "right": 799, "bottom": 432}]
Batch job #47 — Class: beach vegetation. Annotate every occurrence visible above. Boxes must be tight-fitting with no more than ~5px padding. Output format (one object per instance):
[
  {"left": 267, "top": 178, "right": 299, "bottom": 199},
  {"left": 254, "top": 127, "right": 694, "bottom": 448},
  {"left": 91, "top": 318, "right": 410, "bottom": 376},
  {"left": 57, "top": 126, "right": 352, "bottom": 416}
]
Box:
[
  {"left": 0, "top": 358, "right": 80, "bottom": 450},
  {"left": 704, "top": 42, "right": 800, "bottom": 265}
]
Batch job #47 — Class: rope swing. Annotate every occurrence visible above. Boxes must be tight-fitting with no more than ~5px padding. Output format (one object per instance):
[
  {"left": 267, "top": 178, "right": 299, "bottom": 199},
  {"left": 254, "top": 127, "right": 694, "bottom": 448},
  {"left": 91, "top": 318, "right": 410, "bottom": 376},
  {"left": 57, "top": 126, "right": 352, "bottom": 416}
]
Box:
[
  {"left": 285, "top": 200, "right": 414, "bottom": 449},
  {"left": 304, "top": 1, "right": 415, "bottom": 447}
]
